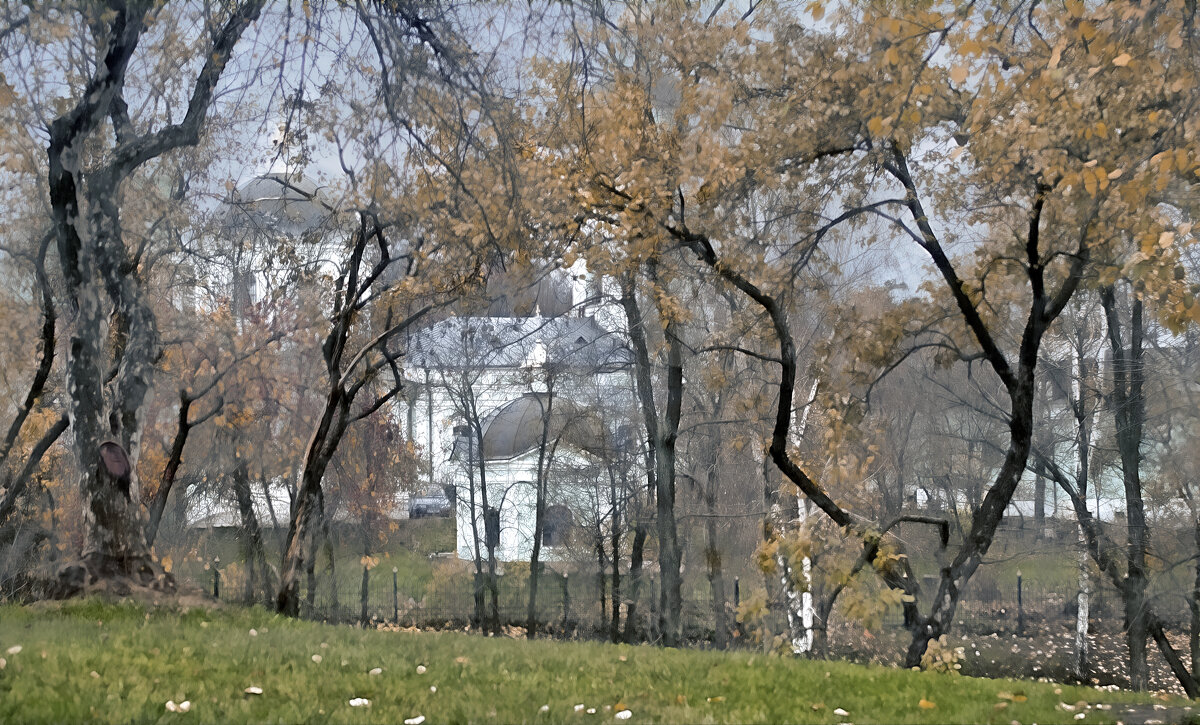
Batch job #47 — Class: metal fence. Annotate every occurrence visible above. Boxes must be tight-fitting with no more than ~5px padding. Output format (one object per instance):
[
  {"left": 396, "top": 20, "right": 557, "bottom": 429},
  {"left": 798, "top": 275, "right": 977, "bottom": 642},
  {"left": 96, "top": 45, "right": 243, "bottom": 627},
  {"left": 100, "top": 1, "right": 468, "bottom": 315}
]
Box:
[{"left": 199, "top": 562, "right": 725, "bottom": 641}]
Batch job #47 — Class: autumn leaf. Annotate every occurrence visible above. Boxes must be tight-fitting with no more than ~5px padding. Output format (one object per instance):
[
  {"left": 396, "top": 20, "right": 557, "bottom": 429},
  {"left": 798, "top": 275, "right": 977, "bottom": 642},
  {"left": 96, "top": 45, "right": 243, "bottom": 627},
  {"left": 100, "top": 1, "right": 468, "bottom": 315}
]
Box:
[{"left": 918, "top": 698, "right": 936, "bottom": 709}]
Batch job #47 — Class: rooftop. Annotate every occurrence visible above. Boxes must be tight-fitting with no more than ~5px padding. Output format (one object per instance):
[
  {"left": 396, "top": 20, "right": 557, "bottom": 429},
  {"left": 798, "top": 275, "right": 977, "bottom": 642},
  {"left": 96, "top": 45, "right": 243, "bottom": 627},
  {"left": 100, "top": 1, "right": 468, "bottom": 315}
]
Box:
[{"left": 404, "top": 315, "right": 633, "bottom": 372}]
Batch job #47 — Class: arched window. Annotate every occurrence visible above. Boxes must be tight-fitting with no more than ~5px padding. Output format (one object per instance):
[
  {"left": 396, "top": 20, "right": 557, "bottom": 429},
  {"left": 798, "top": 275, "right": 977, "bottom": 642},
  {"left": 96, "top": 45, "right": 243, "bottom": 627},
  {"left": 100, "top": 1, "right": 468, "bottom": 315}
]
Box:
[{"left": 542, "top": 505, "right": 573, "bottom": 547}]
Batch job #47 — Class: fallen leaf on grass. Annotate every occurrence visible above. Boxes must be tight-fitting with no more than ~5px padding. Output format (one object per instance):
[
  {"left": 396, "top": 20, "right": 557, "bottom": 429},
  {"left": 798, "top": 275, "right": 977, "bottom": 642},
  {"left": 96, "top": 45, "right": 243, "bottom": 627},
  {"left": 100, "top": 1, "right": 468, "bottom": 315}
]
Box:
[
  {"left": 454, "top": 657, "right": 469, "bottom": 665},
  {"left": 244, "top": 687, "right": 263, "bottom": 696},
  {"left": 675, "top": 695, "right": 687, "bottom": 706},
  {"left": 369, "top": 668, "right": 383, "bottom": 676},
  {"left": 811, "top": 703, "right": 825, "bottom": 711},
  {"left": 706, "top": 696, "right": 725, "bottom": 703},
  {"left": 311, "top": 654, "right": 322, "bottom": 664},
  {"left": 919, "top": 699, "right": 936, "bottom": 709},
  {"left": 6, "top": 645, "right": 21, "bottom": 655},
  {"left": 89, "top": 671, "right": 100, "bottom": 679}
]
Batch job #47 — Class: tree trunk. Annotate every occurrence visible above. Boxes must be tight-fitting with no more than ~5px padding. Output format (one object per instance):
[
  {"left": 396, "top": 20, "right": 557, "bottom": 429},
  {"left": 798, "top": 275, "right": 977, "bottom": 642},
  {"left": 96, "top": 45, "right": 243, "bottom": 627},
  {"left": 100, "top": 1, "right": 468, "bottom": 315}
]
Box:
[
  {"left": 325, "top": 522, "right": 339, "bottom": 614},
  {"left": 147, "top": 394, "right": 193, "bottom": 548},
  {"left": 903, "top": 371, "right": 1036, "bottom": 667},
  {"left": 596, "top": 532, "right": 608, "bottom": 630},
  {"left": 623, "top": 522, "right": 647, "bottom": 643},
  {"left": 1072, "top": 336, "right": 1093, "bottom": 681},
  {"left": 232, "top": 462, "right": 269, "bottom": 603},
  {"left": 1043, "top": 447, "right": 1200, "bottom": 697},
  {"left": 1192, "top": 517, "right": 1200, "bottom": 683},
  {"left": 305, "top": 530, "right": 319, "bottom": 616},
  {"left": 471, "top": 407, "right": 500, "bottom": 636},
  {"left": 46, "top": 0, "right": 265, "bottom": 600},
  {"left": 277, "top": 386, "right": 348, "bottom": 615},
  {"left": 360, "top": 556, "right": 369, "bottom": 624},
  {"left": 704, "top": 509, "right": 729, "bottom": 649},
  {"left": 463, "top": 412, "right": 485, "bottom": 630},
  {"left": 1102, "top": 288, "right": 1151, "bottom": 689},
  {"left": 609, "top": 462, "right": 623, "bottom": 643},
  {"left": 275, "top": 220, "right": 428, "bottom": 617},
  {"left": 619, "top": 272, "right": 683, "bottom": 645},
  {"left": 527, "top": 389, "right": 554, "bottom": 638},
  {"left": 1034, "top": 473, "right": 1046, "bottom": 538}
]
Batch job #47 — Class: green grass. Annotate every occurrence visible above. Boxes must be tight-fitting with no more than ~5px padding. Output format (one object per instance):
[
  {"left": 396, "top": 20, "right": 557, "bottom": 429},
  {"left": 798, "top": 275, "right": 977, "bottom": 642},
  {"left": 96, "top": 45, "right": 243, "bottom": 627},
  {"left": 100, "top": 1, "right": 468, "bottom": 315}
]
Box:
[{"left": 0, "top": 600, "right": 1188, "bottom": 724}]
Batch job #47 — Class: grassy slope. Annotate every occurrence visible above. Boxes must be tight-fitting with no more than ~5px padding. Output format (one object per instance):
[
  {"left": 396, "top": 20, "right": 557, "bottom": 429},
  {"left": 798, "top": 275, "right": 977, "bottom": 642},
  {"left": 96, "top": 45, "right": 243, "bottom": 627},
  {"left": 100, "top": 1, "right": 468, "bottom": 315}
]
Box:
[{"left": 0, "top": 601, "right": 1186, "bottom": 724}]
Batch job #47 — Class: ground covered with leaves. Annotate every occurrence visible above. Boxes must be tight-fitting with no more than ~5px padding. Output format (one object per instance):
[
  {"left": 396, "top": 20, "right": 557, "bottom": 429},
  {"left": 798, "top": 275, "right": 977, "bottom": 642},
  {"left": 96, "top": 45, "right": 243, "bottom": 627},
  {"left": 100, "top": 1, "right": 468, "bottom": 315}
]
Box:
[
  {"left": 0, "top": 600, "right": 1196, "bottom": 724},
  {"left": 824, "top": 615, "right": 1196, "bottom": 697}
]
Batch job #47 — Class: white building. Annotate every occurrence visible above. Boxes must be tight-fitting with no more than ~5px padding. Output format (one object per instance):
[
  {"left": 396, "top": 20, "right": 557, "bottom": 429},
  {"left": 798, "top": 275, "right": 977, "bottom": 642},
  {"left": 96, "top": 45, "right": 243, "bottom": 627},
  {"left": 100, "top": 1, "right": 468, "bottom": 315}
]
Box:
[{"left": 398, "top": 273, "right": 637, "bottom": 562}]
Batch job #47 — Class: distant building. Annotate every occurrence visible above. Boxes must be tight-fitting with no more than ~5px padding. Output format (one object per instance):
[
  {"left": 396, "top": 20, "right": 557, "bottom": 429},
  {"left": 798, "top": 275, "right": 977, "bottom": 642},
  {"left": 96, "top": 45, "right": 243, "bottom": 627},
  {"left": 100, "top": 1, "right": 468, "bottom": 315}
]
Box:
[{"left": 398, "top": 269, "right": 637, "bottom": 562}]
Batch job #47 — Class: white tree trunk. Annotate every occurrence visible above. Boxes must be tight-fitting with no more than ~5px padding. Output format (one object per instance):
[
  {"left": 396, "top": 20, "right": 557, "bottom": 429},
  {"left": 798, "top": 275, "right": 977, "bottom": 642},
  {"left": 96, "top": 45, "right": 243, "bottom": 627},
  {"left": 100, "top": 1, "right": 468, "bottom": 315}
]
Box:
[
  {"left": 1075, "top": 528, "right": 1090, "bottom": 678},
  {"left": 781, "top": 378, "right": 820, "bottom": 655}
]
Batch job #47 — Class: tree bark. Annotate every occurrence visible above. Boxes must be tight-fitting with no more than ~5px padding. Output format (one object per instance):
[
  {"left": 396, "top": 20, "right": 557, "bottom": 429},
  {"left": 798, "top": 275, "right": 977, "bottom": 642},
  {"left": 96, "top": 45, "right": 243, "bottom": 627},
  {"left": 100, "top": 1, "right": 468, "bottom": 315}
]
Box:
[
  {"left": 527, "top": 388, "right": 554, "bottom": 637},
  {"left": 232, "top": 460, "right": 271, "bottom": 603},
  {"left": 278, "top": 384, "right": 349, "bottom": 616},
  {"left": 608, "top": 460, "right": 623, "bottom": 642},
  {"left": 276, "top": 218, "right": 429, "bottom": 616},
  {"left": 1071, "top": 335, "right": 1094, "bottom": 681},
  {"left": 623, "top": 521, "right": 648, "bottom": 643},
  {"left": 1101, "top": 288, "right": 1151, "bottom": 690},
  {"left": 619, "top": 271, "right": 683, "bottom": 646},
  {"left": 46, "top": 0, "right": 266, "bottom": 597},
  {"left": 1193, "top": 517, "right": 1200, "bottom": 683},
  {"left": 703, "top": 466, "right": 730, "bottom": 649},
  {"left": 146, "top": 391, "right": 222, "bottom": 547}
]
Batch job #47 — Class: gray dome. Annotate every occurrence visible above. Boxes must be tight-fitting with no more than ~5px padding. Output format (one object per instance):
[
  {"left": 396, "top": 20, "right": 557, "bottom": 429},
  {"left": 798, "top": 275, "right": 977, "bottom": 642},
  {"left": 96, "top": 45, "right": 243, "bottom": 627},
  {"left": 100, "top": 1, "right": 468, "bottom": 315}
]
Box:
[
  {"left": 223, "top": 173, "right": 335, "bottom": 237},
  {"left": 467, "top": 394, "right": 615, "bottom": 461}
]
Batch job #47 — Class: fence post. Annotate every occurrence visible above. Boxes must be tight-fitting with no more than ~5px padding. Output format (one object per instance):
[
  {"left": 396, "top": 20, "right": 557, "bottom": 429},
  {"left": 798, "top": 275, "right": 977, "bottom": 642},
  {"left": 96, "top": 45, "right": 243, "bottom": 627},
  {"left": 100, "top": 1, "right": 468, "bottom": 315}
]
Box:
[
  {"left": 212, "top": 556, "right": 220, "bottom": 599},
  {"left": 393, "top": 567, "right": 400, "bottom": 624},
  {"left": 1016, "top": 570, "right": 1025, "bottom": 635},
  {"left": 734, "top": 577, "right": 740, "bottom": 610},
  {"left": 360, "top": 563, "right": 370, "bottom": 626}
]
